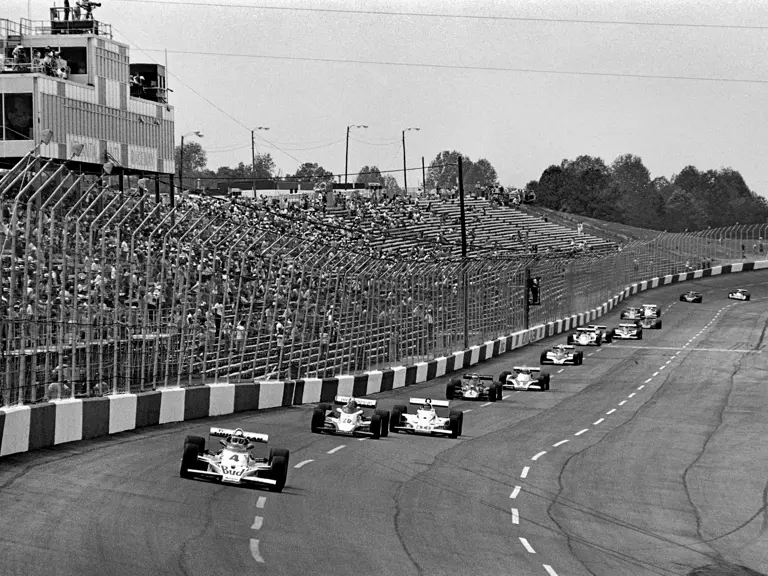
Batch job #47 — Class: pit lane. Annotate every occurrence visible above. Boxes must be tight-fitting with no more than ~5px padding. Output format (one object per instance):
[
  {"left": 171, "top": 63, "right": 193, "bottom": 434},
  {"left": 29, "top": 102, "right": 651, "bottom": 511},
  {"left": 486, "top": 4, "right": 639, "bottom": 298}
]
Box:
[{"left": 1, "top": 272, "right": 767, "bottom": 576}]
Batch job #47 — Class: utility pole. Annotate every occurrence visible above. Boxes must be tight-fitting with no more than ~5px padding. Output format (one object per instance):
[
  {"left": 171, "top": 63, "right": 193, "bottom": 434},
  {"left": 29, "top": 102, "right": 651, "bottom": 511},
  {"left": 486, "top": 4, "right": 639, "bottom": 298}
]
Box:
[
  {"left": 458, "top": 156, "right": 469, "bottom": 349},
  {"left": 345, "top": 126, "right": 350, "bottom": 186},
  {"left": 251, "top": 130, "right": 256, "bottom": 197},
  {"left": 402, "top": 130, "right": 407, "bottom": 196},
  {"left": 421, "top": 156, "right": 426, "bottom": 193}
]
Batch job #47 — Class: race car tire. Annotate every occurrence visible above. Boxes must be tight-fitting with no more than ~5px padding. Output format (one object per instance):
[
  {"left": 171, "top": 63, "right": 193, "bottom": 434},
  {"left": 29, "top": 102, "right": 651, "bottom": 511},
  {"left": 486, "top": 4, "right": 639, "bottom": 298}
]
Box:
[
  {"left": 746, "top": 296, "right": 751, "bottom": 301},
  {"left": 390, "top": 406, "right": 405, "bottom": 433},
  {"left": 370, "top": 414, "right": 382, "bottom": 439},
  {"left": 311, "top": 408, "right": 326, "bottom": 434},
  {"left": 269, "top": 455, "right": 288, "bottom": 493},
  {"left": 317, "top": 403, "right": 331, "bottom": 413},
  {"left": 656, "top": 320, "right": 662, "bottom": 329},
  {"left": 576, "top": 352, "right": 584, "bottom": 365},
  {"left": 596, "top": 335, "right": 603, "bottom": 346},
  {"left": 184, "top": 435, "right": 205, "bottom": 453},
  {"left": 457, "top": 411, "right": 464, "bottom": 436},
  {"left": 566, "top": 334, "right": 574, "bottom": 344},
  {"left": 540, "top": 372, "right": 551, "bottom": 391},
  {"left": 446, "top": 379, "right": 460, "bottom": 400},
  {"left": 637, "top": 330, "right": 643, "bottom": 340},
  {"left": 499, "top": 371, "right": 511, "bottom": 384},
  {"left": 488, "top": 386, "right": 497, "bottom": 402},
  {"left": 269, "top": 447, "right": 290, "bottom": 468},
  {"left": 539, "top": 352, "right": 549, "bottom": 364},
  {"left": 449, "top": 413, "right": 461, "bottom": 439},
  {"left": 375, "top": 410, "right": 390, "bottom": 437},
  {"left": 604, "top": 332, "right": 613, "bottom": 343},
  {"left": 180, "top": 442, "right": 201, "bottom": 479},
  {"left": 494, "top": 383, "right": 503, "bottom": 400},
  {"left": 679, "top": 295, "right": 685, "bottom": 302}
]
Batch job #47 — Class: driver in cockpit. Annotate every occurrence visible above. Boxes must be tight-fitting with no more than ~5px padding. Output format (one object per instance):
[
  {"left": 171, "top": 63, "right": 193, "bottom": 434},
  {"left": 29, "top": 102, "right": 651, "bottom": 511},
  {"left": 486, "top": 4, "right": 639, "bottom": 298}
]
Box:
[
  {"left": 341, "top": 397, "right": 360, "bottom": 415},
  {"left": 419, "top": 398, "right": 436, "bottom": 419},
  {"left": 468, "top": 374, "right": 480, "bottom": 388}
]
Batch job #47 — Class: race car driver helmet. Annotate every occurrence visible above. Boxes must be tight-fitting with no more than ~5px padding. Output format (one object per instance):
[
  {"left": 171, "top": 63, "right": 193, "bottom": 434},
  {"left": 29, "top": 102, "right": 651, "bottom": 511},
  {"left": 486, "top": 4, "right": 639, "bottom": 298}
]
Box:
[
  {"left": 422, "top": 398, "right": 435, "bottom": 413},
  {"left": 470, "top": 373, "right": 480, "bottom": 385},
  {"left": 343, "top": 398, "right": 358, "bottom": 413}
]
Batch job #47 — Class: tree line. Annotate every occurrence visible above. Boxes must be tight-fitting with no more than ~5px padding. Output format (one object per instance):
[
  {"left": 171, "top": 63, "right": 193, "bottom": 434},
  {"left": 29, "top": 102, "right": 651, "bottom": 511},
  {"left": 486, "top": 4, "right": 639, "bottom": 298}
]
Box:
[{"left": 527, "top": 154, "right": 768, "bottom": 232}]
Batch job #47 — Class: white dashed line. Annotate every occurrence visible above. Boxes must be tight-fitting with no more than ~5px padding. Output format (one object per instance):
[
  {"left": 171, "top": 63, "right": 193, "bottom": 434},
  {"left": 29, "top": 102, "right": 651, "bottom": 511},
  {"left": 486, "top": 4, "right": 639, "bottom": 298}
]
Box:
[
  {"left": 250, "top": 539, "right": 264, "bottom": 563},
  {"left": 659, "top": 365, "right": 666, "bottom": 371},
  {"left": 521, "top": 466, "right": 530, "bottom": 478},
  {"left": 543, "top": 565, "right": 559, "bottom": 576},
  {"left": 618, "top": 400, "right": 627, "bottom": 406},
  {"left": 519, "top": 537, "right": 536, "bottom": 554},
  {"left": 294, "top": 459, "right": 314, "bottom": 469},
  {"left": 606, "top": 408, "right": 616, "bottom": 415},
  {"left": 251, "top": 516, "right": 263, "bottom": 530},
  {"left": 628, "top": 393, "right": 636, "bottom": 398},
  {"left": 480, "top": 402, "right": 493, "bottom": 407},
  {"left": 511, "top": 508, "right": 519, "bottom": 524},
  {"left": 652, "top": 372, "right": 659, "bottom": 377},
  {"left": 510, "top": 486, "right": 521, "bottom": 499},
  {"left": 532, "top": 451, "right": 547, "bottom": 461},
  {"left": 358, "top": 437, "right": 368, "bottom": 441},
  {"left": 575, "top": 429, "right": 589, "bottom": 436},
  {"left": 638, "top": 385, "right": 645, "bottom": 390},
  {"left": 327, "top": 445, "right": 346, "bottom": 454},
  {"left": 557, "top": 369, "right": 565, "bottom": 374},
  {"left": 593, "top": 418, "right": 605, "bottom": 425},
  {"left": 587, "top": 353, "right": 594, "bottom": 356},
  {"left": 503, "top": 395, "right": 510, "bottom": 399},
  {"left": 665, "top": 360, "right": 671, "bottom": 365},
  {"left": 644, "top": 378, "right": 652, "bottom": 383},
  {"left": 553, "top": 439, "right": 569, "bottom": 447},
  {"left": 256, "top": 497, "right": 266, "bottom": 509},
  {"left": 596, "top": 348, "right": 602, "bottom": 352}
]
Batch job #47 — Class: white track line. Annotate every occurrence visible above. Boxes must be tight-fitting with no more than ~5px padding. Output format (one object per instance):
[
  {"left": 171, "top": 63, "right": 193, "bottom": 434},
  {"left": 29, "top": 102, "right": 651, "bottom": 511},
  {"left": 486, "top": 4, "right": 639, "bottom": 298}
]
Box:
[
  {"left": 552, "top": 439, "right": 569, "bottom": 447},
  {"left": 543, "top": 565, "right": 559, "bottom": 576},
  {"left": 652, "top": 371, "right": 659, "bottom": 376},
  {"left": 593, "top": 418, "right": 604, "bottom": 425},
  {"left": 644, "top": 378, "right": 652, "bottom": 383},
  {"left": 532, "top": 451, "right": 547, "bottom": 461},
  {"left": 628, "top": 392, "right": 636, "bottom": 398},
  {"left": 464, "top": 409, "right": 473, "bottom": 412},
  {"left": 358, "top": 437, "right": 368, "bottom": 441},
  {"left": 256, "top": 497, "right": 266, "bottom": 509},
  {"left": 638, "top": 385, "right": 645, "bottom": 390},
  {"left": 510, "top": 486, "right": 521, "bottom": 499},
  {"left": 327, "top": 445, "right": 346, "bottom": 454},
  {"left": 250, "top": 516, "right": 263, "bottom": 530},
  {"left": 521, "top": 466, "right": 530, "bottom": 479},
  {"left": 659, "top": 365, "right": 666, "bottom": 371},
  {"left": 480, "top": 402, "right": 492, "bottom": 407},
  {"left": 618, "top": 400, "right": 627, "bottom": 406},
  {"left": 575, "top": 428, "right": 589, "bottom": 436},
  {"left": 519, "top": 537, "right": 536, "bottom": 554},
  {"left": 250, "top": 539, "right": 264, "bottom": 563},
  {"left": 557, "top": 368, "right": 565, "bottom": 373},
  {"left": 587, "top": 353, "right": 594, "bottom": 356},
  {"left": 606, "top": 408, "right": 616, "bottom": 414},
  {"left": 294, "top": 459, "right": 314, "bottom": 469},
  {"left": 503, "top": 395, "right": 510, "bottom": 399},
  {"left": 511, "top": 508, "right": 519, "bottom": 524}
]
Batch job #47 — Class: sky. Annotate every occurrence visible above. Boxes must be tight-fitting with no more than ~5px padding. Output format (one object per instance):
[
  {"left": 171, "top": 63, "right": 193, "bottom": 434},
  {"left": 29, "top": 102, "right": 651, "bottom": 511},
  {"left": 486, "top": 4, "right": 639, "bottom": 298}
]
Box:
[{"left": 9, "top": 0, "right": 768, "bottom": 193}]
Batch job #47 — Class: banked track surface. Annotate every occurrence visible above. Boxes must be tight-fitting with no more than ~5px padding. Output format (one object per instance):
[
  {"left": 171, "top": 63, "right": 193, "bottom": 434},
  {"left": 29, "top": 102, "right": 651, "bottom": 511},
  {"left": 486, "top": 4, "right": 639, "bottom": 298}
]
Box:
[{"left": 1, "top": 273, "right": 768, "bottom": 576}]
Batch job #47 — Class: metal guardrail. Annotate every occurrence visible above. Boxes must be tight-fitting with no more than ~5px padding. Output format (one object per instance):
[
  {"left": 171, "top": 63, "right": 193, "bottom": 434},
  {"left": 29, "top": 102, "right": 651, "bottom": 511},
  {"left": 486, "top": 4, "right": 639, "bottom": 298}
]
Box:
[{"left": 0, "top": 156, "right": 766, "bottom": 406}]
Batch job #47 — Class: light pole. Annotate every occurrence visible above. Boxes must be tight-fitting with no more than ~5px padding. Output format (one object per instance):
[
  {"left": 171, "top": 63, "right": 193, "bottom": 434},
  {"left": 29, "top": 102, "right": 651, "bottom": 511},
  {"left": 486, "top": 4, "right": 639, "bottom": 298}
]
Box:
[
  {"left": 345, "top": 124, "right": 368, "bottom": 186},
  {"left": 179, "top": 130, "right": 203, "bottom": 205},
  {"left": 251, "top": 126, "right": 270, "bottom": 196},
  {"left": 402, "top": 127, "right": 420, "bottom": 195}
]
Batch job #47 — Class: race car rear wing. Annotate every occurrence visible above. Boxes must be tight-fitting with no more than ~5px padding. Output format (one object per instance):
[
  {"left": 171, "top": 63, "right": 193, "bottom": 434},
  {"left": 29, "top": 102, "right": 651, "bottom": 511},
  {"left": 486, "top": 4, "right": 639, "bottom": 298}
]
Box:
[
  {"left": 512, "top": 366, "right": 541, "bottom": 372},
  {"left": 576, "top": 327, "right": 596, "bottom": 332},
  {"left": 409, "top": 397, "right": 450, "bottom": 408},
  {"left": 461, "top": 374, "right": 494, "bottom": 381},
  {"left": 619, "top": 323, "right": 639, "bottom": 328},
  {"left": 334, "top": 396, "right": 377, "bottom": 407},
  {"left": 209, "top": 427, "right": 269, "bottom": 443},
  {"left": 588, "top": 325, "right": 607, "bottom": 330},
  {"left": 552, "top": 344, "right": 575, "bottom": 350}
]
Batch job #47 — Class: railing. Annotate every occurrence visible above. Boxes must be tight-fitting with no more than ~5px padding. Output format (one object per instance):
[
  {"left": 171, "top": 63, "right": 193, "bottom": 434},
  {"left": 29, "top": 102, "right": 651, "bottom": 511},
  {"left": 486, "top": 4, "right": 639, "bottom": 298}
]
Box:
[{"left": 0, "top": 156, "right": 766, "bottom": 407}]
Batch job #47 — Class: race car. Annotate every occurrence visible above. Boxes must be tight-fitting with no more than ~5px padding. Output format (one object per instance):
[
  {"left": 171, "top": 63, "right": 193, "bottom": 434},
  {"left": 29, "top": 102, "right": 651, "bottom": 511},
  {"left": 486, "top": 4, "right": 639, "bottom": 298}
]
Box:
[
  {"left": 728, "top": 288, "right": 751, "bottom": 301},
  {"left": 611, "top": 323, "right": 643, "bottom": 340},
  {"left": 311, "top": 396, "right": 389, "bottom": 438},
  {"left": 641, "top": 304, "right": 661, "bottom": 318},
  {"left": 498, "top": 367, "right": 551, "bottom": 391},
  {"left": 179, "top": 427, "right": 289, "bottom": 492},
  {"left": 446, "top": 373, "right": 503, "bottom": 401},
  {"left": 636, "top": 316, "right": 662, "bottom": 329},
  {"left": 680, "top": 291, "right": 703, "bottom": 303},
  {"left": 390, "top": 397, "right": 463, "bottom": 438},
  {"left": 566, "top": 325, "right": 612, "bottom": 346},
  {"left": 540, "top": 343, "right": 583, "bottom": 365},
  {"left": 620, "top": 307, "right": 643, "bottom": 321}
]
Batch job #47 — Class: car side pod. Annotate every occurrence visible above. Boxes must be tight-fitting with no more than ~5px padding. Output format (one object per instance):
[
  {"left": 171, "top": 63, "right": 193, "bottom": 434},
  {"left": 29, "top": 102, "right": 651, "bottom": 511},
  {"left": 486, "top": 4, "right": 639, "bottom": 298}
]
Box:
[{"left": 180, "top": 434, "right": 206, "bottom": 478}]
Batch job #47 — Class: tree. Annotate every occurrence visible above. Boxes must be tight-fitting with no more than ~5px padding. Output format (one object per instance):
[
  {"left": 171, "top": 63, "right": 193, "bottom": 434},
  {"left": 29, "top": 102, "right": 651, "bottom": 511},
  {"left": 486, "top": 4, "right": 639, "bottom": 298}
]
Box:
[
  {"left": 382, "top": 175, "right": 402, "bottom": 197},
  {"left": 355, "top": 165, "right": 384, "bottom": 186},
  {"left": 175, "top": 141, "right": 207, "bottom": 177},
  {"left": 291, "top": 162, "right": 333, "bottom": 183},
  {"left": 215, "top": 153, "right": 275, "bottom": 180},
  {"left": 466, "top": 158, "right": 498, "bottom": 189},
  {"left": 425, "top": 150, "right": 461, "bottom": 190},
  {"left": 609, "top": 154, "right": 657, "bottom": 227},
  {"left": 536, "top": 165, "right": 568, "bottom": 210}
]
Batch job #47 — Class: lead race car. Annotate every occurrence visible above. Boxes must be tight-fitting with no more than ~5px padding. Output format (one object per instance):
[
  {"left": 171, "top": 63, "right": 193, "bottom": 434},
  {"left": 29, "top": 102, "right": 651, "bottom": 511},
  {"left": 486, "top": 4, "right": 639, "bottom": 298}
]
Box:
[
  {"left": 310, "top": 396, "right": 389, "bottom": 438},
  {"left": 611, "top": 323, "right": 643, "bottom": 340},
  {"left": 498, "top": 366, "right": 551, "bottom": 391},
  {"left": 728, "top": 288, "right": 751, "bottom": 301},
  {"left": 567, "top": 325, "right": 612, "bottom": 346},
  {"left": 620, "top": 307, "right": 643, "bottom": 321},
  {"left": 390, "top": 397, "right": 463, "bottom": 438},
  {"left": 180, "top": 427, "right": 289, "bottom": 492},
  {"left": 636, "top": 315, "right": 662, "bottom": 329},
  {"left": 446, "top": 373, "right": 503, "bottom": 401},
  {"left": 540, "top": 343, "right": 583, "bottom": 365},
  {"left": 641, "top": 303, "right": 661, "bottom": 318},
  {"left": 680, "top": 290, "right": 703, "bottom": 303}
]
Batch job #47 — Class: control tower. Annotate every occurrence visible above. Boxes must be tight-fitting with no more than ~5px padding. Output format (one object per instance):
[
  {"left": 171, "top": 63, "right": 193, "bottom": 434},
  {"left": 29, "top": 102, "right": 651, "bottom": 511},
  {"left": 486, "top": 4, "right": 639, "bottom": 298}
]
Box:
[{"left": 0, "top": 5, "right": 174, "bottom": 176}]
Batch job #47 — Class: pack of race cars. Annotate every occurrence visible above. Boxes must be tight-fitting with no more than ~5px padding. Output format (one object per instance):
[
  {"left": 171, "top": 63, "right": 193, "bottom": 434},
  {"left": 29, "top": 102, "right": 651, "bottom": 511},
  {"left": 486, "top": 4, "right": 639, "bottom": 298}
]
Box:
[{"left": 180, "top": 289, "right": 751, "bottom": 492}]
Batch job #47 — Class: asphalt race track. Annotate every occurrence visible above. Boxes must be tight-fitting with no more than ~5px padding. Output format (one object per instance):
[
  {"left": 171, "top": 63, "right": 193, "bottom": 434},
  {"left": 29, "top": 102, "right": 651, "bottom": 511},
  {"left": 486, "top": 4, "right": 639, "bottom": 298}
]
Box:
[{"left": 2, "top": 272, "right": 768, "bottom": 576}]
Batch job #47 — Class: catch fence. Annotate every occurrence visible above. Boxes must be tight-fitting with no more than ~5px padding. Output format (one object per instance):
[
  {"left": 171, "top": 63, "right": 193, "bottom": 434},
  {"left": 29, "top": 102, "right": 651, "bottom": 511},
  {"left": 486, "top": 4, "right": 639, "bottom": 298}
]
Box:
[{"left": 1, "top": 156, "right": 766, "bottom": 406}]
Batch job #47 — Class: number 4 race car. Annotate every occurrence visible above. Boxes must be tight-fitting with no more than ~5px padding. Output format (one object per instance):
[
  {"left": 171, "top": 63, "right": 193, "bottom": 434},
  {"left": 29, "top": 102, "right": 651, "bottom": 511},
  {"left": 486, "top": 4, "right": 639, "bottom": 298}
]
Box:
[
  {"left": 180, "top": 427, "right": 289, "bottom": 492},
  {"left": 680, "top": 291, "right": 703, "bottom": 303},
  {"left": 611, "top": 323, "right": 643, "bottom": 340},
  {"left": 311, "top": 396, "right": 390, "bottom": 438},
  {"left": 540, "top": 343, "right": 583, "bottom": 365},
  {"left": 567, "top": 325, "right": 613, "bottom": 346},
  {"left": 641, "top": 304, "right": 661, "bottom": 318},
  {"left": 390, "top": 397, "right": 463, "bottom": 438},
  {"left": 498, "top": 367, "right": 551, "bottom": 391},
  {"left": 636, "top": 316, "right": 662, "bottom": 329},
  {"left": 446, "top": 373, "right": 503, "bottom": 401},
  {"left": 620, "top": 307, "right": 643, "bottom": 321},
  {"left": 728, "top": 289, "right": 751, "bottom": 301}
]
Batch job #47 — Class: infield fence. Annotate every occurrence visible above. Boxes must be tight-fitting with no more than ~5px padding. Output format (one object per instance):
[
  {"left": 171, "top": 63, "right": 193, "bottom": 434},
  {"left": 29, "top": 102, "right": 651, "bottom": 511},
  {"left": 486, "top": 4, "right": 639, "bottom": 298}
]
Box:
[{"left": 1, "top": 155, "right": 766, "bottom": 406}]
